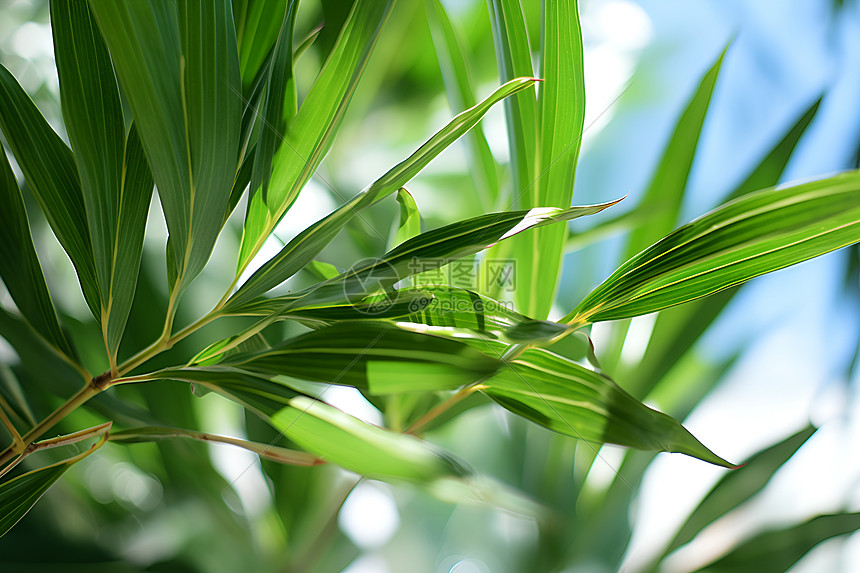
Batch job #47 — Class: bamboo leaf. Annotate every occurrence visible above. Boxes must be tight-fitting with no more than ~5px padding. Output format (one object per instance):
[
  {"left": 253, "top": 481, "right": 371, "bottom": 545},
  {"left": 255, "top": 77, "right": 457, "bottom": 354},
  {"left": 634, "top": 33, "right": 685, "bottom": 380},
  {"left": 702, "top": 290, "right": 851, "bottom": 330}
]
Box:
[
  {"left": 237, "top": 0, "right": 394, "bottom": 274},
  {"left": 0, "top": 64, "right": 100, "bottom": 318},
  {"left": 0, "top": 144, "right": 72, "bottom": 357},
  {"left": 692, "top": 512, "right": 860, "bottom": 573},
  {"left": 0, "top": 464, "right": 68, "bottom": 538},
  {"left": 486, "top": 0, "right": 537, "bottom": 203},
  {"left": 391, "top": 188, "right": 421, "bottom": 248},
  {"left": 284, "top": 199, "right": 621, "bottom": 311},
  {"left": 51, "top": 0, "right": 125, "bottom": 312},
  {"left": 623, "top": 47, "right": 727, "bottom": 258},
  {"left": 666, "top": 425, "right": 817, "bottom": 555},
  {"left": 620, "top": 96, "right": 823, "bottom": 400},
  {"left": 91, "top": 0, "right": 242, "bottom": 295},
  {"left": 227, "top": 77, "right": 541, "bottom": 309},
  {"left": 513, "top": 0, "right": 586, "bottom": 319},
  {"left": 426, "top": 0, "right": 499, "bottom": 208},
  {"left": 480, "top": 346, "right": 734, "bottom": 467},
  {"left": 250, "top": 0, "right": 299, "bottom": 202},
  {"left": 103, "top": 124, "right": 154, "bottom": 358},
  {"left": 0, "top": 433, "right": 106, "bottom": 538},
  {"left": 566, "top": 171, "right": 860, "bottom": 325},
  {"left": 217, "top": 322, "right": 502, "bottom": 394},
  {"left": 235, "top": 0, "right": 287, "bottom": 93}
]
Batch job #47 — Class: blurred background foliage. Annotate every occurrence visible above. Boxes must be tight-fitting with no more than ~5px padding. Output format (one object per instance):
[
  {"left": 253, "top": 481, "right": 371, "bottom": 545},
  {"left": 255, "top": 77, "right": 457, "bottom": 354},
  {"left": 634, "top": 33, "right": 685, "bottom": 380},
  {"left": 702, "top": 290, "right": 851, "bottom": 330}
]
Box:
[{"left": 0, "top": 0, "right": 859, "bottom": 572}]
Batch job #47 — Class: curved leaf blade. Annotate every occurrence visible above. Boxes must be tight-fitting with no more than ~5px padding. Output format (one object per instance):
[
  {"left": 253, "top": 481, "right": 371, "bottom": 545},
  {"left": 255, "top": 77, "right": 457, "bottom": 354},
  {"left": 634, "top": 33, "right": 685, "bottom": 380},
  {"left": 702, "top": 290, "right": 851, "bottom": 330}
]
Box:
[
  {"left": 513, "top": 0, "right": 586, "bottom": 319},
  {"left": 91, "top": 0, "right": 241, "bottom": 293},
  {"left": 566, "top": 171, "right": 860, "bottom": 324},
  {"left": 692, "top": 512, "right": 860, "bottom": 573},
  {"left": 0, "top": 144, "right": 72, "bottom": 357},
  {"left": 481, "top": 347, "right": 733, "bottom": 467},
  {"left": 0, "top": 435, "right": 105, "bottom": 538},
  {"left": 0, "top": 64, "right": 100, "bottom": 318},
  {"left": 238, "top": 0, "right": 394, "bottom": 273},
  {"left": 219, "top": 322, "right": 502, "bottom": 394},
  {"left": 285, "top": 200, "right": 621, "bottom": 311},
  {"left": 250, "top": 0, "right": 298, "bottom": 202},
  {"left": 227, "top": 77, "right": 542, "bottom": 308}
]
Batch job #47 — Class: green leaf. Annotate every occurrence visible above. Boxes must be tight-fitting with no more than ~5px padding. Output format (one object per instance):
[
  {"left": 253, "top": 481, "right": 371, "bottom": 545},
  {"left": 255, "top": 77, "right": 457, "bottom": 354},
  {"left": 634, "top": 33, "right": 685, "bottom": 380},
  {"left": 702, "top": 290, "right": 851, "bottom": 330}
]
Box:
[
  {"left": 0, "top": 143, "right": 72, "bottom": 357},
  {"left": 513, "top": 0, "right": 586, "bottom": 320},
  {"left": 0, "top": 464, "right": 67, "bottom": 539},
  {"left": 284, "top": 199, "right": 621, "bottom": 311},
  {"left": 218, "top": 322, "right": 502, "bottom": 394},
  {"left": 91, "top": 0, "right": 242, "bottom": 294},
  {"left": 426, "top": 0, "right": 499, "bottom": 209},
  {"left": 51, "top": 0, "right": 125, "bottom": 310},
  {"left": 235, "top": 0, "right": 287, "bottom": 93},
  {"left": 729, "top": 97, "right": 820, "bottom": 199},
  {"left": 227, "top": 77, "right": 541, "bottom": 309},
  {"left": 51, "top": 0, "right": 154, "bottom": 358},
  {"left": 304, "top": 260, "right": 340, "bottom": 282},
  {"left": 391, "top": 188, "right": 421, "bottom": 248},
  {"left": 666, "top": 425, "right": 817, "bottom": 555},
  {"left": 480, "top": 346, "right": 733, "bottom": 467},
  {"left": 487, "top": 0, "right": 537, "bottom": 203},
  {"left": 692, "top": 512, "right": 860, "bottom": 573},
  {"left": 250, "top": 0, "right": 299, "bottom": 202},
  {"left": 0, "top": 435, "right": 105, "bottom": 538},
  {"left": 565, "top": 171, "right": 860, "bottom": 324},
  {"left": 270, "top": 396, "right": 470, "bottom": 481},
  {"left": 237, "top": 0, "right": 394, "bottom": 274},
  {"left": 51, "top": 0, "right": 153, "bottom": 362},
  {"left": 623, "top": 46, "right": 727, "bottom": 258},
  {"left": 619, "top": 96, "right": 822, "bottom": 400},
  {"left": 0, "top": 64, "right": 100, "bottom": 318}
]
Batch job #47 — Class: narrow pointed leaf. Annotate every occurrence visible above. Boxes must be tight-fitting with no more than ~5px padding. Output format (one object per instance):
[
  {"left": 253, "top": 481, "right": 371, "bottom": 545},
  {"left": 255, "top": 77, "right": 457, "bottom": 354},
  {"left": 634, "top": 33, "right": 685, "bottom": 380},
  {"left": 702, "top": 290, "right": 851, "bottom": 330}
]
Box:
[
  {"left": 391, "top": 188, "right": 421, "bottom": 248},
  {"left": 426, "top": 0, "right": 499, "bottom": 208},
  {"left": 218, "top": 322, "right": 502, "bottom": 394},
  {"left": 566, "top": 171, "right": 860, "bottom": 324},
  {"left": 51, "top": 1, "right": 154, "bottom": 358},
  {"left": 623, "top": 46, "right": 726, "bottom": 258},
  {"left": 667, "top": 425, "right": 817, "bottom": 555},
  {"left": 250, "top": 0, "right": 299, "bottom": 201},
  {"left": 513, "top": 0, "right": 586, "bottom": 319},
  {"left": 105, "top": 125, "right": 154, "bottom": 356},
  {"left": 0, "top": 464, "right": 68, "bottom": 538},
  {"left": 227, "top": 77, "right": 541, "bottom": 308},
  {"left": 91, "top": 0, "right": 242, "bottom": 293},
  {"left": 621, "top": 97, "right": 823, "bottom": 399},
  {"left": 51, "top": 0, "right": 125, "bottom": 306},
  {"left": 235, "top": 0, "right": 287, "bottom": 92},
  {"left": 0, "top": 144, "right": 72, "bottom": 356},
  {"left": 481, "top": 346, "right": 733, "bottom": 467},
  {"left": 238, "top": 0, "right": 394, "bottom": 274},
  {"left": 487, "top": 0, "right": 536, "bottom": 203},
  {"left": 0, "top": 436, "right": 105, "bottom": 538},
  {"left": 285, "top": 199, "right": 621, "bottom": 311},
  {"left": 692, "top": 512, "right": 860, "bottom": 573},
  {"left": 0, "top": 64, "right": 100, "bottom": 317}
]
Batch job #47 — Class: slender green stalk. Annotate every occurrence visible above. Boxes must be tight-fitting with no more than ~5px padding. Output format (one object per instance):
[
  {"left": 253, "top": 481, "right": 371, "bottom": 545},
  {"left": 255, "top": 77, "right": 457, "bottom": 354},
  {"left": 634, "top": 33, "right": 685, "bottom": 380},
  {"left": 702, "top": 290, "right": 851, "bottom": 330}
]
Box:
[{"left": 0, "top": 387, "right": 105, "bottom": 471}]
